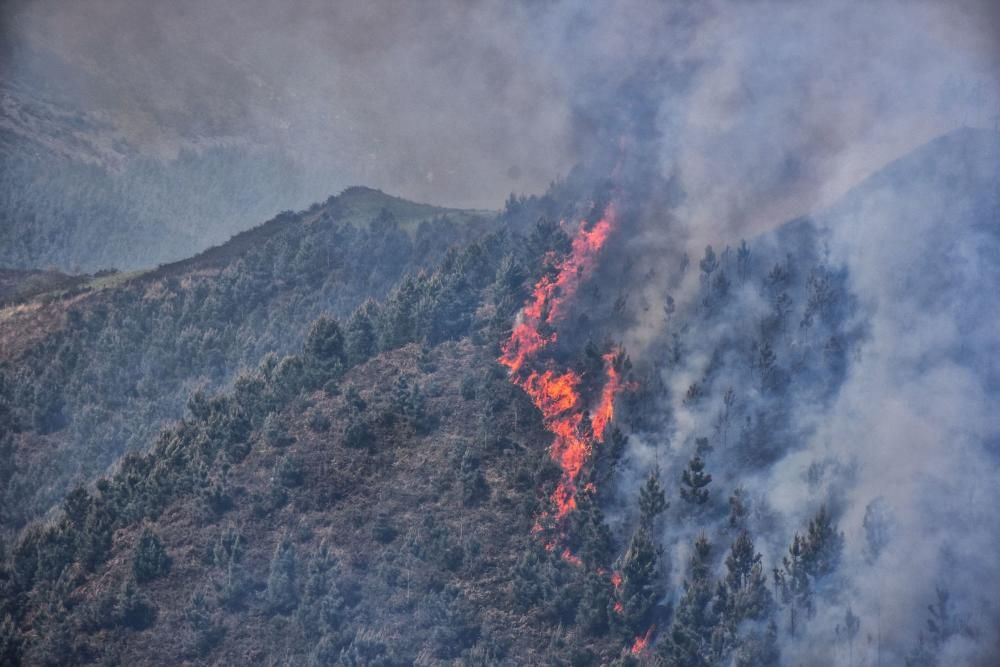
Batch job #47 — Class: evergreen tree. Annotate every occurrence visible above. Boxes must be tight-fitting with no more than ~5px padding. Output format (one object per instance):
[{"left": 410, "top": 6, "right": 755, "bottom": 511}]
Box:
[
  {"left": 491, "top": 254, "right": 526, "bottom": 307},
  {"left": 266, "top": 536, "right": 298, "bottom": 613},
  {"left": 185, "top": 588, "right": 225, "bottom": 656},
  {"left": 213, "top": 525, "right": 251, "bottom": 610},
  {"left": 775, "top": 534, "right": 812, "bottom": 635},
  {"left": 335, "top": 628, "right": 395, "bottom": 667},
  {"left": 569, "top": 490, "right": 614, "bottom": 567},
  {"left": 680, "top": 456, "right": 712, "bottom": 506},
  {"left": 658, "top": 535, "right": 716, "bottom": 667},
  {"left": 728, "top": 487, "right": 750, "bottom": 529},
  {"left": 712, "top": 531, "right": 773, "bottom": 660},
  {"left": 511, "top": 549, "right": 546, "bottom": 612},
  {"left": 577, "top": 570, "right": 612, "bottom": 636},
  {"left": 734, "top": 620, "right": 779, "bottom": 667},
  {"left": 801, "top": 505, "right": 844, "bottom": 579},
  {"left": 308, "top": 633, "right": 341, "bottom": 667},
  {"left": 723, "top": 531, "right": 772, "bottom": 622},
  {"left": 836, "top": 606, "right": 861, "bottom": 667},
  {"left": 116, "top": 576, "right": 156, "bottom": 630},
  {"left": 612, "top": 528, "right": 660, "bottom": 638},
  {"left": 263, "top": 412, "right": 294, "bottom": 448},
  {"left": 699, "top": 245, "right": 719, "bottom": 280},
  {"left": 754, "top": 341, "right": 777, "bottom": 392},
  {"left": 378, "top": 276, "right": 420, "bottom": 351},
  {"left": 345, "top": 300, "right": 378, "bottom": 366},
  {"left": 372, "top": 512, "right": 397, "bottom": 544},
  {"left": 639, "top": 467, "right": 668, "bottom": 529},
  {"left": 460, "top": 448, "right": 489, "bottom": 506},
  {"left": 132, "top": 526, "right": 171, "bottom": 583},
  {"left": 303, "top": 316, "right": 347, "bottom": 390},
  {"left": 297, "top": 544, "right": 346, "bottom": 641},
  {"left": 736, "top": 239, "right": 751, "bottom": 283}
]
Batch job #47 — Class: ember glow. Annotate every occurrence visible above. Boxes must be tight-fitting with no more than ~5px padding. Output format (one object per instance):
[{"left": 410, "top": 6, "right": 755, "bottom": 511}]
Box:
[
  {"left": 560, "top": 548, "right": 583, "bottom": 568},
  {"left": 499, "top": 204, "right": 624, "bottom": 519},
  {"left": 630, "top": 626, "right": 655, "bottom": 655}
]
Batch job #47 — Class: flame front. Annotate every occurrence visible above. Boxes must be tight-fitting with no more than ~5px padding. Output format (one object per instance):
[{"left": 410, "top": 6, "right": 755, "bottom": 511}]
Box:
[{"left": 499, "top": 204, "right": 621, "bottom": 519}]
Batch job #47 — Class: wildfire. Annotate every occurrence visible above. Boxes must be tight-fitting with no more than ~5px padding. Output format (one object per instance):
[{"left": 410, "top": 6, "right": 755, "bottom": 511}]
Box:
[
  {"left": 630, "top": 626, "right": 655, "bottom": 655},
  {"left": 560, "top": 548, "right": 583, "bottom": 568},
  {"left": 499, "top": 204, "right": 626, "bottom": 520},
  {"left": 502, "top": 199, "right": 646, "bottom": 654},
  {"left": 499, "top": 205, "right": 615, "bottom": 376},
  {"left": 592, "top": 349, "right": 625, "bottom": 441}
]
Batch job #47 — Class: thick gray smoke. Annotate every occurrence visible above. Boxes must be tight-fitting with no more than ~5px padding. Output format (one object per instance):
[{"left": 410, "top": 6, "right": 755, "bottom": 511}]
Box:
[
  {"left": 1, "top": 0, "right": 576, "bottom": 210},
  {"left": 593, "top": 2, "right": 1000, "bottom": 662},
  {"left": 5, "top": 0, "right": 996, "bottom": 214}
]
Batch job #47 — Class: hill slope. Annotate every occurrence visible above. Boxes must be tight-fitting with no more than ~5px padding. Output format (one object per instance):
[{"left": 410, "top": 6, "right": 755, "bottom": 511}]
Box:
[
  {"left": 0, "top": 129, "right": 998, "bottom": 666},
  {"left": 0, "top": 186, "right": 496, "bottom": 531}
]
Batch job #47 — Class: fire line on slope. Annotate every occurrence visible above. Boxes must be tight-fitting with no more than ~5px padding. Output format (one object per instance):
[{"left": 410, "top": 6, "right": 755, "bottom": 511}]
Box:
[{"left": 499, "top": 202, "right": 625, "bottom": 520}]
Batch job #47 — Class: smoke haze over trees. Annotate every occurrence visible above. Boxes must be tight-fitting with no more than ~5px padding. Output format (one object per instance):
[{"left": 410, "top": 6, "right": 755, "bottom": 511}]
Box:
[{"left": 0, "top": 1, "right": 999, "bottom": 665}]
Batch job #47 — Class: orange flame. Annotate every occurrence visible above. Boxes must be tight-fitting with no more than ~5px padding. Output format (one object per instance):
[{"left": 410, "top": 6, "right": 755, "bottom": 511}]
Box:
[
  {"left": 560, "top": 548, "right": 583, "bottom": 568},
  {"left": 630, "top": 626, "right": 655, "bottom": 655},
  {"left": 592, "top": 350, "right": 624, "bottom": 441},
  {"left": 499, "top": 205, "right": 627, "bottom": 520},
  {"left": 499, "top": 206, "right": 615, "bottom": 375}
]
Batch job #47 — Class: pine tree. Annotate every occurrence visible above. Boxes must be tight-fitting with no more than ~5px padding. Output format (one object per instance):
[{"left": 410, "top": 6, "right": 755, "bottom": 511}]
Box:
[
  {"left": 836, "top": 606, "right": 861, "bottom": 667},
  {"left": 639, "top": 467, "right": 668, "bottom": 529},
  {"left": 569, "top": 491, "right": 614, "bottom": 567},
  {"left": 699, "top": 245, "right": 719, "bottom": 279},
  {"left": 132, "top": 526, "right": 171, "bottom": 583},
  {"left": 801, "top": 505, "right": 844, "bottom": 579},
  {"left": 185, "top": 588, "right": 225, "bottom": 656},
  {"left": 681, "top": 456, "right": 712, "bottom": 505},
  {"left": 723, "top": 531, "right": 771, "bottom": 621},
  {"left": 577, "top": 570, "right": 612, "bottom": 636},
  {"left": 297, "top": 544, "right": 345, "bottom": 640},
  {"left": 736, "top": 240, "right": 751, "bottom": 283},
  {"left": 345, "top": 300, "right": 378, "bottom": 366},
  {"left": 267, "top": 536, "right": 298, "bottom": 613},
  {"left": 460, "top": 448, "right": 489, "bottom": 506},
  {"left": 728, "top": 487, "right": 749, "bottom": 529},
  {"left": 658, "top": 535, "right": 716, "bottom": 667},
  {"left": 303, "top": 315, "right": 347, "bottom": 391},
  {"left": 775, "top": 533, "right": 812, "bottom": 635},
  {"left": 612, "top": 528, "right": 660, "bottom": 639},
  {"left": 755, "top": 341, "right": 777, "bottom": 392},
  {"left": 116, "top": 576, "right": 155, "bottom": 630},
  {"left": 734, "top": 620, "right": 779, "bottom": 667},
  {"left": 263, "top": 412, "right": 294, "bottom": 448},
  {"left": 378, "top": 276, "right": 420, "bottom": 351},
  {"left": 712, "top": 531, "right": 773, "bottom": 660}
]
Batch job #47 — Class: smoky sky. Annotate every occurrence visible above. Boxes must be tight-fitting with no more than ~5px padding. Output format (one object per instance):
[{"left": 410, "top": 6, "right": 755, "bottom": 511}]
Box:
[{"left": 3, "top": 0, "right": 999, "bottom": 215}]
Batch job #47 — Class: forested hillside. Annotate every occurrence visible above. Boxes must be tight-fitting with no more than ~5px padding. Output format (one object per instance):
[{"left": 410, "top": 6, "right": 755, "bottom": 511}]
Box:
[
  {"left": 0, "top": 128, "right": 997, "bottom": 666},
  {"left": 0, "top": 185, "right": 498, "bottom": 530}
]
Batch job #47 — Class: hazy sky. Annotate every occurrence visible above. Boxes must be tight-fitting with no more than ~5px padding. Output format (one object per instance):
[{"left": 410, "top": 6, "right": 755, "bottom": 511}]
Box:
[{"left": 2, "top": 1, "right": 999, "bottom": 215}]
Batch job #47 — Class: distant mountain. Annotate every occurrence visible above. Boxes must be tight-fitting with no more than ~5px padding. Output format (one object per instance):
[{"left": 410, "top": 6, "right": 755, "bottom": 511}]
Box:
[{"left": 0, "top": 81, "right": 324, "bottom": 272}]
